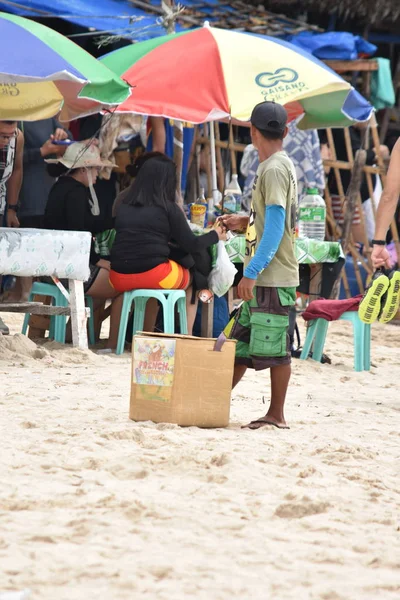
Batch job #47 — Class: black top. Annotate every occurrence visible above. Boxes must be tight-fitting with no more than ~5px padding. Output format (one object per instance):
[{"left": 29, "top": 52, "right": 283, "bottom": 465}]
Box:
[
  {"left": 320, "top": 128, "right": 376, "bottom": 202},
  {"left": 44, "top": 176, "right": 114, "bottom": 265},
  {"left": 111, "top": 201, "right": 219, "bottom": 274}
]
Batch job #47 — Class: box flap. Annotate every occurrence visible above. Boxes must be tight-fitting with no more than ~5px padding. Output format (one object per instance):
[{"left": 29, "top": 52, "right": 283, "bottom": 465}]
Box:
[{"left": 134, "top": 331, "right": 236, "bottom": 344}]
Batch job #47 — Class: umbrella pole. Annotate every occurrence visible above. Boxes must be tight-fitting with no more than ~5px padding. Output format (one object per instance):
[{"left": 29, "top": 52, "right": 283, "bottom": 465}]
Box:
[
  {"left": 161, "top": 0, "right": 184, "bottom": 204},
  {"left": 209, "top": 121, "right": 219, "bottom": 207}
]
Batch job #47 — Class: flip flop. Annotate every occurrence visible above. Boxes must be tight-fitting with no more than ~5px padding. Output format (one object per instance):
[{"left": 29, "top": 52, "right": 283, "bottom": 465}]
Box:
[
  {"left": 358, "top": 269, "right": 390, "bottom": 324},
  {"left": 241, "top": 417, "right": 290, "bottom": 430},
  {"left": 379, "top": 270, "right": 400, "bottom": 324}
]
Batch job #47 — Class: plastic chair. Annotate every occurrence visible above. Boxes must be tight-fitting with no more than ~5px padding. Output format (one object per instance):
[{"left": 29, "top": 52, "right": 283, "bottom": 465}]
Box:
[
  {"left": 22, "top": 281, "right": 96, "bottom": 345},
  {"left": 116, "top": 289, "right": 188, "bottom": 356},
  {"left": 300, "top": 311, "right": 371, "bottom": 372}
]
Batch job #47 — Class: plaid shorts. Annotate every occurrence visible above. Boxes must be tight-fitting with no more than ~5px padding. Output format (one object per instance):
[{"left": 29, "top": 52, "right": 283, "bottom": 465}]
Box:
[{"left": 229, "top": 286, "right": 296, "bottom": 371}]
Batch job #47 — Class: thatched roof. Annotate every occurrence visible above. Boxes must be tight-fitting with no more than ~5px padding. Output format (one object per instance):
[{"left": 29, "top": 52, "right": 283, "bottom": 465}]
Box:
[
  {"left": 266, "top": 0, "right": 400, "bottom": 26},
  {"left": 307, "top": 0, "right": 400, "bottom": 23},
  {"left": 130, "top": 0, "right": 323, "bottom": 37}
]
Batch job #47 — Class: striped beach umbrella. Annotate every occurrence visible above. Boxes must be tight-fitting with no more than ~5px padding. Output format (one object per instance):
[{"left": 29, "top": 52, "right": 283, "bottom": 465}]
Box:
[
  {"left": 101, "top": 24, "right": 373, "bottom": 128},
  {"left": 0, "top": 12, "right": 131, "bottom": 121}
]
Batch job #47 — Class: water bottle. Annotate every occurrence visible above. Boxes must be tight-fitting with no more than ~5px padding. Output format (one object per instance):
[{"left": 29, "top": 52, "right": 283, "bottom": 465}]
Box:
[
  {"left": 224, "top": 174, "right": 242, "bottom": 213},
  {"left": 298, "top": 187, "right": 326, "bottom": 240}
]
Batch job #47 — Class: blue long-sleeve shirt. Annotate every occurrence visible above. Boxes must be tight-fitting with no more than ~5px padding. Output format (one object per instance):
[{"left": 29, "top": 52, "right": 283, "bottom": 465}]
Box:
[{"left": 244, "top": 204, "right": 285, "bottom": 280}]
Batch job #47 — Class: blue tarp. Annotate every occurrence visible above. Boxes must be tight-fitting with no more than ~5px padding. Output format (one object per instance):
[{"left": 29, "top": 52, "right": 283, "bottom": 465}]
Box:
[
  {"left": 0, "top": 0, "right": 184, "bottom": 40},
  {"left": 286, "top": 32, "right": 377, "bottom": 61}
]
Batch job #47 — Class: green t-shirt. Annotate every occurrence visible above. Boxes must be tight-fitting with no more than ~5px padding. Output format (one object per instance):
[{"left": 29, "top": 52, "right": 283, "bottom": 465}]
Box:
[{"left": 244, "top": 151, "right": 299, "bottom": 288}]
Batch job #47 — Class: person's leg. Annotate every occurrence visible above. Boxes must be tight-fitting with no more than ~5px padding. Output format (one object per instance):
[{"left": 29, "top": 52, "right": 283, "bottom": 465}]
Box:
[
  {"left": 232, "top": 364, "right": 247, "bottom": 388},
  {"left": 108, "top": 294, "right": 124, "bottom": 349},
  {"left": 242, "top": 363, "right": 291, "bottom": 430},
  {"left": 143, "top": 298, "right": 159, "bottom": 332},
  {"left": 86, "top": 268, "right": 122, "bottom": 349},
  {"left": 20, "top": 277, "right": 33, "bottom": 302},
  {"left": 185, "top": 286, "right": 198, "bottom": 335},
  {"left": 268, "top": 364, "right": 291, "bottom": 426},
  {"left": 241, "top": 287, "right": 293, "bottom": 430}
]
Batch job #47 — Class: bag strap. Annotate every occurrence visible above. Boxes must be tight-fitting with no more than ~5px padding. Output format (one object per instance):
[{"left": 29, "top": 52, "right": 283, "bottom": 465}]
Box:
[{"left": 213, "top": 332, "right": 227, "bottom": 352}]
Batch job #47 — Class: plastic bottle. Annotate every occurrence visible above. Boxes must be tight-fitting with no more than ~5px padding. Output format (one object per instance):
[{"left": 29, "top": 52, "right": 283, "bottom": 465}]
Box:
[
  {"left": 298, "top": 187, "right": 326, "bottom": 240},
  {"left": 224, "top": 174, "right": 242, "bottom": 213}
]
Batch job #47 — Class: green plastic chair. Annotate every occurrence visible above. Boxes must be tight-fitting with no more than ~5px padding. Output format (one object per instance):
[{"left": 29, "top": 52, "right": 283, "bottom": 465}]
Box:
[
  {"left": 22, "top": 281, "right": 96, "bottom": 346},
  {"left": 116, "top": 289, "right": 188, "bottom": 356},
  {"left": 300, "top": 311, "right": 371, "bottom": 372}
]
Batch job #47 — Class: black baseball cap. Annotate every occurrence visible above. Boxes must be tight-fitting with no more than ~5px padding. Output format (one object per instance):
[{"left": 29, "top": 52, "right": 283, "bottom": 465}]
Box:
[{"left": 250, "top": 101, "right": 288, "bottom": 135}]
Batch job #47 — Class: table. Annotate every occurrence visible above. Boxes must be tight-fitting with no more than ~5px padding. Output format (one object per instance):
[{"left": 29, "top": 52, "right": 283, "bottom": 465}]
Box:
[
  {"left": 201, "top": 235, "right": 345, "bottom": 337},
  {"left": 0, "top": 228, "right": 91, "bottom": 349}
]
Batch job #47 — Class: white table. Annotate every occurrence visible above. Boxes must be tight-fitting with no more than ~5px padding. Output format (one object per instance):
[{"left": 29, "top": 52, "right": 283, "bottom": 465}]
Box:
[{"left": 0, "top": 228, "right": 91, "bottom": 349}]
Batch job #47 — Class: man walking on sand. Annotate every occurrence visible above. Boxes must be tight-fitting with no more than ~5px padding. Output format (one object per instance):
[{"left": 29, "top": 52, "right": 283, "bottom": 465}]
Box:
[{"left": 222, "top": 102, "right": 299, "bottom": 430}]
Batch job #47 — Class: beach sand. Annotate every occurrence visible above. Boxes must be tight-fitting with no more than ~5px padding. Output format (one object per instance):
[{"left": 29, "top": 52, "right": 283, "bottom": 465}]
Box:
[{"left": 0, "top": 313, "right": 399, "bottom": 600}]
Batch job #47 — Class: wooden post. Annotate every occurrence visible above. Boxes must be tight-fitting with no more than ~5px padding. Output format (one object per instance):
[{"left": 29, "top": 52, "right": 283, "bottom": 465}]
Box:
[
  {"left": 69, "top": 280, "right": 88, "bottom": 350},
  {"left": 229, "top": 123, "right": 238, "bottom": 176},
  {"left": 342, "top": 149, "right": 367, "bottom": 254},
  {"left": 202, "top": 125, "right": 213, "bottom": 199},
  {"left": 215, "top": 122, "right": 226, "bottom": 193}
]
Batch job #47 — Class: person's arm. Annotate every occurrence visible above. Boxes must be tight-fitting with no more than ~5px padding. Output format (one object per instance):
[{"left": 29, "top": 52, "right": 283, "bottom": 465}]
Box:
[
  {"left": 371, "top": 139, "right": 400, "bottom": 269},
  {"left": 53, "top": 118, "right": 71, "bottom": 141},
  {"left": 63, "top": 187, "right": 105, "bottom": 264},
  {"left": 244, "top": 205, "right": 285, "bottom": 279},
  {"left": 6, "top": 129, "right": 24, "bottom": 228},
  {"left": 168, "top": 203, "right": 219, "bottom": 252},
  {"left": 150, "top": 117, "right": 166, "bottom": 153}
]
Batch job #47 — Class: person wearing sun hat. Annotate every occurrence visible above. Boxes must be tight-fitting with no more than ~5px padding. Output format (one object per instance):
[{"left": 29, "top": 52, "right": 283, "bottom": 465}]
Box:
[{"left": 44, "top": 141, "right": 123, "bottom": 350}]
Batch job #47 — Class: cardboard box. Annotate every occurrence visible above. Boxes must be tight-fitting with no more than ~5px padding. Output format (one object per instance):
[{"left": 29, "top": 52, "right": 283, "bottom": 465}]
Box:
[{"left": 130, "top": 332, "right": 236, "bottom": 428}]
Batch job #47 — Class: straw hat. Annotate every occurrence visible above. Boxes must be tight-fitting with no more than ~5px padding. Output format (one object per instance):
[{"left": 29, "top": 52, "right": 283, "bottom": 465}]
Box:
[{"left": 46, "top": 141, "right": 116, "bottom": 169}]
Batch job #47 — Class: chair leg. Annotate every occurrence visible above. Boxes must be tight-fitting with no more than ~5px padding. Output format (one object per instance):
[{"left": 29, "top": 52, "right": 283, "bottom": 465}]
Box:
[
  {"left": 311, "top": 319, "right": 329, "bottom": 363},
  {"left": 85, "top": 297, "right": 96, "bottom": 346},
  {"left": 177, "top": 297, "right": 188, "bottom": 334},
  {"left": 22, "top": 292, "right": 34, "bottom": 335},
  {"left": 116, "top": 294, "right": 134, "bottom": 356},
  {"left": 161, "top": 297, "right": 175, "bottom": 333},
  {"left": 54, "top": 316, "right": 67, "bottom": 344},
  {"left": 364, "top": 324, "right": 371, "bottom": 371},
  {"left": 300, "top": 320, "right": 317, "bottom": 360},
  {"left": 353, "top": 320, "right": 365, "bottom": 372},
  {"left": 132, "top": 298, "right": 147, "bottom": 336}
]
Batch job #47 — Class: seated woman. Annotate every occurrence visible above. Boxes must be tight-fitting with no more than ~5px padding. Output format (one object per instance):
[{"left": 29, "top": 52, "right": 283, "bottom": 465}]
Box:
[
  {"left": 110, "top": 155, "right": 225, "bottom": 334},
  {"left": 44, "top": 142, "right": 123, "bottom": 350}
]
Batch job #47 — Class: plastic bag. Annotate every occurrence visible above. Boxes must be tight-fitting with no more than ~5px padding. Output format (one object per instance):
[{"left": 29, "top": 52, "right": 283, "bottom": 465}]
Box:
[{"left": 208, "top": 241, "right": 237, "bottom": 298}]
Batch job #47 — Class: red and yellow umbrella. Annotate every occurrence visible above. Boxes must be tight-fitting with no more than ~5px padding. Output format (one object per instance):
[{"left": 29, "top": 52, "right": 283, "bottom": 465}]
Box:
[{"left": 101, "top": 24, "right": 372, "bottom": 128}]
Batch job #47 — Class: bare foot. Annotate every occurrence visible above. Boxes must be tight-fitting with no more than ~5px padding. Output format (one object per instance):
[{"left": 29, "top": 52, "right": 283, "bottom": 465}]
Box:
[{"left": 241, "top": 414, "right": 290, "bottom": 430}]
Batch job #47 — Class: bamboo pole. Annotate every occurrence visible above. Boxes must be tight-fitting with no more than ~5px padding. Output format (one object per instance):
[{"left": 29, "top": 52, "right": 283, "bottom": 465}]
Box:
[
  {"left": 342, "top": 150, "right": 367, "bottom": 252},
  {"left": 215, "top": 123, "right": 225, "bottom": 193},
  {"left": 202, "top": 125, "right": 213, "bottom": 199},
  {"left": 343, "top": 128, "right": 372, "bottom": 269},
  {"left": 197, "top": 135, "right": 246, "bottom": 153},
  {"left": 229, "top": 123, "right": 238, "bottom": 176}
]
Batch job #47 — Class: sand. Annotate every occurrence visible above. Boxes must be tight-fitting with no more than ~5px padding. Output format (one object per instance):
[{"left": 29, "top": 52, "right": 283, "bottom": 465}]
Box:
[{"left": 0, "top": 312, "right": 399, "bottom": 600}]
